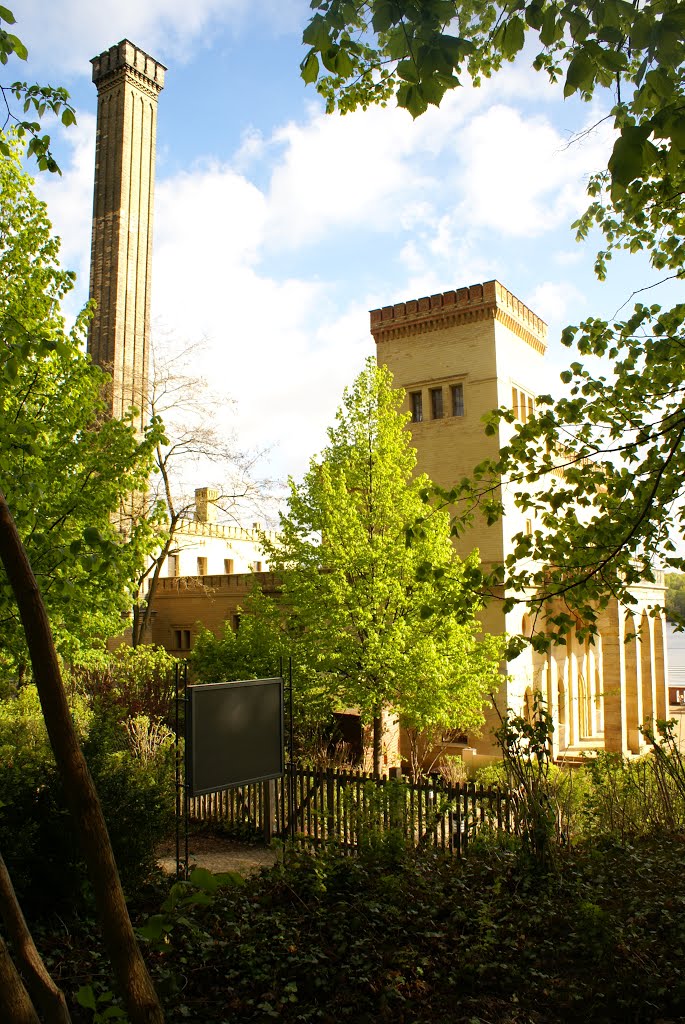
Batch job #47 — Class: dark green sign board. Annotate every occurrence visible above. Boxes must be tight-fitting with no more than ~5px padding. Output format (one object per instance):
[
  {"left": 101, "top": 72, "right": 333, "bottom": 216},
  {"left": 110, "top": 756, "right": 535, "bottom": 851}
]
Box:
[{"left": 186, "top": 677, "right": 284, "bottom": 796}]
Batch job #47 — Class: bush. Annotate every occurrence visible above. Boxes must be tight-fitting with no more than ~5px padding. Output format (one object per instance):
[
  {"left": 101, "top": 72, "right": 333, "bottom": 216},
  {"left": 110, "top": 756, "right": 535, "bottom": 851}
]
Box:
[
  {"left": 0, "top": 685, "right": 175, "bottom": 912},
  {"left": 69, "top": 644, "right": 177, "bottom": 723}
]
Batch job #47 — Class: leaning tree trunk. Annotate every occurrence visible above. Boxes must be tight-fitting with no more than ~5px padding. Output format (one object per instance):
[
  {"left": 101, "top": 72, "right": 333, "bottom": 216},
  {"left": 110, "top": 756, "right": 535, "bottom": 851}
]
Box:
[
  {"left": 0, "top": 849, "right": 72, "bottom": 1024},
  {"left": 0, "top": 490, "right": 164, "bottom": 1024},
  {"left": 0, "top": 933, "right": 40, "bottom": 1024}
]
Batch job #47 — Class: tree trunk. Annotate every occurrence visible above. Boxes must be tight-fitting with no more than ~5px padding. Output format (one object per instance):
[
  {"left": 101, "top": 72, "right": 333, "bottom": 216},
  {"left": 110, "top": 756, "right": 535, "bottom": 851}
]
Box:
[
  {"left": 373, "top": 711, "right": 383, "bottom": 776},
  {"left": 0, "top": 934, "right": 40, "bottom": 1024},
  {"left": 0, "top": 490, "right": 164, "bottom": 1024},
  {"left": 0, "top": 850, "right": 72, "bottom": 1024}
]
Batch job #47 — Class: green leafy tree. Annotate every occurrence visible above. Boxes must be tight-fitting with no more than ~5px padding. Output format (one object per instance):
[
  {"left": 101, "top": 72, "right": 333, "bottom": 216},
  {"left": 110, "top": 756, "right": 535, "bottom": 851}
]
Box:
[
  {"left": 0, "top": 5, "right": 76, "bottom": 172},
  {"left": 0, "top": 143, "right": 162, "bottom": 675},
  {"left": 301, "top": 0, "right": 685, "bottom": 643},
  {"left": 192, "top": 589, "right": 287, "bottom": 685},
  {"left": 262, "top": 359, "right": 503, "bottom": 774}
]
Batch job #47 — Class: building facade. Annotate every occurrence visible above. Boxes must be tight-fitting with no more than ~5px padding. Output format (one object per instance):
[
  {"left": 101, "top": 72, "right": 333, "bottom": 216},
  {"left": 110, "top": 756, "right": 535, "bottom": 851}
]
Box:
[{"left": 371, "top": 280, "right": 669, "bottom": 761}]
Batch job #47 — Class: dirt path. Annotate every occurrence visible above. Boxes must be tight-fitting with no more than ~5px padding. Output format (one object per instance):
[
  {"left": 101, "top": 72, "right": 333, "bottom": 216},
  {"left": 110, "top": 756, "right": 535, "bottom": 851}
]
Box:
[{"left": 157, "top": 835, "right": 279, "bottom": 877}]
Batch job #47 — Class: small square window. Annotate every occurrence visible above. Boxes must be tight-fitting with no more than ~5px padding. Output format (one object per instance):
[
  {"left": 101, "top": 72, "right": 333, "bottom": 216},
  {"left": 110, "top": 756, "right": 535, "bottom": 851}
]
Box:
[
  {"left": 430, "top": 387, "right": 443, "bottom": 420},
  {"left": 197, "top": 556, "right": 208, "bottom": 576},
  {"left": 451, "top": 383, "right": 464, "bottom": 417},
  {"left": 410, "top": 391, "right": 423, "bottom": 423}
]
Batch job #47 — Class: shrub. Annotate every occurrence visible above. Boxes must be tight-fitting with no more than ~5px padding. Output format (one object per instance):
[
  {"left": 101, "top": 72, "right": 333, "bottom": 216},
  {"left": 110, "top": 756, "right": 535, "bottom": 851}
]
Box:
[
  {"left": 69, "top": 644, "right": 177, "bottom": 723},
  {"left": 0, "top": 685, "right": 175, "bottom": 912}
]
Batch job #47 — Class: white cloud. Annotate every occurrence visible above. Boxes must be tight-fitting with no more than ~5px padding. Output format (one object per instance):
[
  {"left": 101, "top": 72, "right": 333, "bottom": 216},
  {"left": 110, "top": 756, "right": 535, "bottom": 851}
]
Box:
[
  {"left": 15, "top": 0, "right": 306, "bottom": 74},
  {"left": 529, "top": 281, "right": 584, "bottom": 326},
  {"left": 264, "top": 103, "right": 438, "bottom": 249},
  {"left": 454, "top": 104, "right": 614, "bottom": 237},
  {"left": 33, "top": 115, "right": 96, "bottom": 323}
]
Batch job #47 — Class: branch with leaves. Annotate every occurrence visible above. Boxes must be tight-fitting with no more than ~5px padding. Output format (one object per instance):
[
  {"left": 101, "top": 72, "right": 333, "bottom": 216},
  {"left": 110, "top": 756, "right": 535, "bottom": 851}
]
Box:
[{"left": 0, "top": 6, "right": 76, "bottom": 173}]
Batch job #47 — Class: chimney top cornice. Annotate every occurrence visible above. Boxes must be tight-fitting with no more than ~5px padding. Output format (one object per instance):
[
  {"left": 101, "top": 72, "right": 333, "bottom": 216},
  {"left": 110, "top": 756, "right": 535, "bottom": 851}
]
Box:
[{"left": 91, "top": 39, "right": 166, "bottom": 92}]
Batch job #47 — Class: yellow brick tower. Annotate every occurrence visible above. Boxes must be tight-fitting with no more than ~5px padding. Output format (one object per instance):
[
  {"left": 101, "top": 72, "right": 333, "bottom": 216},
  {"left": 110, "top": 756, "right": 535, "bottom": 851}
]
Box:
[
  {"left": 372, "top": 280, "right": 669, "bottom": 762},
  {"left": 371, "top": 280, "right": 547, "bottom": 567},
  {"left": 88, "top": 40, "right": 166, "bottom": 429},
  {"left": 371, "top": 280, "right": 549, "bottom": 757}
]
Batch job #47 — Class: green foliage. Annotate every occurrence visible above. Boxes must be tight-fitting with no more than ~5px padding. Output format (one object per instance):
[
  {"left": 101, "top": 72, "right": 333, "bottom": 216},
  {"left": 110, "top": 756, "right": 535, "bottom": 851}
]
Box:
[
  {"left": 582, "top": 719, "right": 685, "bottom": 839},
  {"left": 0, "top": 685, "right": 175, "bottom": 910},
  {"left": 494, "top": 694, "right": 570, "bottom": 867},
  {"left": 261, "top": 359, "right": 504, "bottom": 746},
  {"left": 70, "top": 644, "right": 177, "bottom": 723},
  {"left": 665, "top": 572, "right": 685, "bottom": 622},
  {"left": 191, "top": 589, "right": 286, "bottom": 685},
  {"left": 0, "top": 6, "right": 76, "bottom": 173},
  {"left": 0, "top": 143, "right": 163, "bottom": 670},
  {"left": 127, "top": 838, "right": 685, "bottom": 1022},
  {"left": 478, "top": 299, "right": 685, "bottom": 643},
  {"left": 301, "top": 0, "right": 685, "bottom": 194},
  {"left": 76, "top": 984, "right": 128, "bottom": 1023}
]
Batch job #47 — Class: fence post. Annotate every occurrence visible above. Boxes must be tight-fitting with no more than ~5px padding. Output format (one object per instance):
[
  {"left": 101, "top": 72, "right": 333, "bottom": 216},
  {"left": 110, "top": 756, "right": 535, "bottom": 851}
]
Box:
[
  {"left": 263, "top": 779, "right": 274, "bottom": 844},
  {"left": 326, "top": 769, "right": 335, "bottom": 842}
]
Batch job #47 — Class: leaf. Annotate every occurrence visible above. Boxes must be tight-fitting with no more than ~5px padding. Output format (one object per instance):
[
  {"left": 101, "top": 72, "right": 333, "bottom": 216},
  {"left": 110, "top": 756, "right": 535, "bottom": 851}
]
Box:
[
  {"left": 76, "top": 986, "right": 97, "bottom": 1011},
  {"left": 301, "top": 51, "right": 319, "bottom": 85},
  {"left": 83, "top": 526, "right": 102, "bottom": 545},
  {"left": 302, "top": 14, "right": 330, "bottom": 51},
  {"left": 497, "top": 16, "right": 525, "bottom": 59},
  {"left": 397, "top": 82, "right": 428, "bottom": 118},
  {"left": 396, "top": 59, "right": 419, "bottom": 84},
  {"left": 7, "top": 33, "right": 26, "bottom": 59},
  {"left": 0, "top": 6, "right": 16, "bottom": 23},
  {"left": 564, "top": 50, "right": 595, "bottom": 97},
  {"left": 608, "top": 126, "right": 650, "bottom": 187},
  {"left": 189, "top": 866, "right": 219, "bottom": 892},
  {"left": 371, "top": 0, "right": 397, "bottom": 33},
  {"left": 214, "top": 869, "right": 246, "bottom": 886},
  {"left": 540, "top": 6, "right": 558, "bottom": 46}
]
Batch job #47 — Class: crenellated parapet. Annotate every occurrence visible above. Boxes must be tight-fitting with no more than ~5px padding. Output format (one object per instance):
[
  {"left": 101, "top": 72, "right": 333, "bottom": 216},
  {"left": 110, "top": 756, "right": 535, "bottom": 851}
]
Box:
[
  {"left": 176, "top": 518, "right": 278, "bottom": 543},
  {"left": 154, "top": 572, "right": 280, "bottom": 594},
  {"left": 370, "top": 279, "right": 547, "bottom": 355}
]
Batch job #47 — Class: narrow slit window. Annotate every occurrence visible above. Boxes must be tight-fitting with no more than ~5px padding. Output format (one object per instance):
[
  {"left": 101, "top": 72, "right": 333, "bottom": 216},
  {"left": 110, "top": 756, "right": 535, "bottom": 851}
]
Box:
[
  {"left": 430, "top": 387, "right": 444, "bottom": 420},
  {"left": 451, "top": 383, "right": 464, "bottom": 417},
  {"left": 410, "top": 391, "right": 423, "bottom": 423},
  {"left": 173, "top": 628, "right": 191, "bottom": 651},
  {"left": 224, "top": 558, "right": 234, "bottom": 574},
  {"left": 167, "top": 553, "right": 179, "bottom": 577},
  {"left": 197, "top": 556, "right": 208, "bottom": 576},
  {"left": 512, "top": 386, "right": 519, "bottom": 420}
]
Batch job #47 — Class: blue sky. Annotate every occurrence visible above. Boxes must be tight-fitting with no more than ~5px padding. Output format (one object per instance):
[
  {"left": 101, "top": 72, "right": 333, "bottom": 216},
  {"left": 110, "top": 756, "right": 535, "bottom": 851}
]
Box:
[{"left": 11, "top": 1, "right": 681, "bottom": 504}]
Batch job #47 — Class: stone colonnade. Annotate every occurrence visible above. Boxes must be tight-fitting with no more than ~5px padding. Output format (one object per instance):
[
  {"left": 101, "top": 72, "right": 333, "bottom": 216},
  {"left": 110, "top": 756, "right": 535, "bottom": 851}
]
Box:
[{"left": 527, "top": 600, "right": 669, "bottom": 758}]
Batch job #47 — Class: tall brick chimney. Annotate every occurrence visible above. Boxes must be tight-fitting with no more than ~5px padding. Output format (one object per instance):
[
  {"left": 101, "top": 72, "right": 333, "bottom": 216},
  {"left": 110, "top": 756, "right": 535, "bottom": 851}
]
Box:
[{"left": 88, "top": 40, "right": 166, "bottom": 429}]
